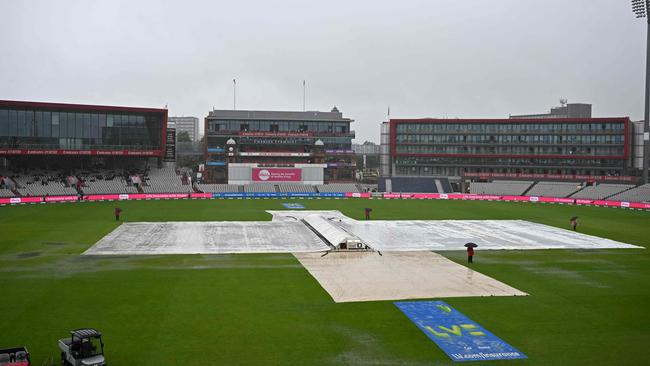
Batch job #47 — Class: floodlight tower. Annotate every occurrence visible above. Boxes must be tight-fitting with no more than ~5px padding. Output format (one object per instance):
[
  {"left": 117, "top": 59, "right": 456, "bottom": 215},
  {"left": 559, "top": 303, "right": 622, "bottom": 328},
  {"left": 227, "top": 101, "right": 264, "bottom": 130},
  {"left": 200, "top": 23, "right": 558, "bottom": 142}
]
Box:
[{"left": 633, "top": 0, "right": 650, "bottom": 183}]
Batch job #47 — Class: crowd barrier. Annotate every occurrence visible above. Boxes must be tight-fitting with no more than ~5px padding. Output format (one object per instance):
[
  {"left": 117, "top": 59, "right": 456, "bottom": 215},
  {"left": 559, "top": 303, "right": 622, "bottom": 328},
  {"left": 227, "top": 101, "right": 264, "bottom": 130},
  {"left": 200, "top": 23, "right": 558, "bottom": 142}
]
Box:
[{"left": 1, "top": 192, "right": 649, "bottom": 210}]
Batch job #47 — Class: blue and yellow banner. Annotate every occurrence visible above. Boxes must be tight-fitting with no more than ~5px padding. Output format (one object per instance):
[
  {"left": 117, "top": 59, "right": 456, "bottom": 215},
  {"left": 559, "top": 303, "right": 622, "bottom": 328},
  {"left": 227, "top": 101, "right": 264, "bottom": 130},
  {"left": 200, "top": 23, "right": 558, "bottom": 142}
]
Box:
[{"left": 395, "top": 301, "right": 527, "bottom": 362}]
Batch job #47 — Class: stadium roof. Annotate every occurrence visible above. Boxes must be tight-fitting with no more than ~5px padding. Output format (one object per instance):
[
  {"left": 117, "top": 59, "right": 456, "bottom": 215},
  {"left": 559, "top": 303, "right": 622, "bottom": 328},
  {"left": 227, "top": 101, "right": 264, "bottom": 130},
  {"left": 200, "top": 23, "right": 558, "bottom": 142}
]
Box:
[{"left": 208, "top": 109, "right": 353, "bottom": 122}]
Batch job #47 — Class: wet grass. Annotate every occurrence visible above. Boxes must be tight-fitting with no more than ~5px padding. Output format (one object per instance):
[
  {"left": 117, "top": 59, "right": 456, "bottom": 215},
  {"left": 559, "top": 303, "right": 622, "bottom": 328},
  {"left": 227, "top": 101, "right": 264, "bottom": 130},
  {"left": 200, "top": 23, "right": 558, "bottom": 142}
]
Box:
[{"left": 0, "top": 198, "right": 649, "bottom": 365}]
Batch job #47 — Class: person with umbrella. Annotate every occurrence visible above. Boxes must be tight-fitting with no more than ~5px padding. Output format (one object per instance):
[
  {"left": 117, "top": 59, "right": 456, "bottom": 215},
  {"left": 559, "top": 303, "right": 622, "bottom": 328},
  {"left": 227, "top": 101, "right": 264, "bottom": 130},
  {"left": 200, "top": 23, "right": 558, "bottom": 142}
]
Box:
[
  {"left": 570, "top": 216, "right": 579, "bottom": 231},
  {"left": 364, "top": 207, "right": 372, "bottom": 220},
  {"left": 115, "top": 207, "right": 123, "bottom": 221},
  {"left": 464, "top": 242, "right": 477, "bottom": 264}
]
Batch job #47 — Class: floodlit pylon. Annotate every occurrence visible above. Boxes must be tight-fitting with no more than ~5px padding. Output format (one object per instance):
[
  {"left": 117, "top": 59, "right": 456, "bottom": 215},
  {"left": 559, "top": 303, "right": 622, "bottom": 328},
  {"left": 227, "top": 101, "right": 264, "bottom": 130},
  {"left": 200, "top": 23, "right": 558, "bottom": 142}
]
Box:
[{"left": 632, "top": 0, "right": 650, "bottom": 183}]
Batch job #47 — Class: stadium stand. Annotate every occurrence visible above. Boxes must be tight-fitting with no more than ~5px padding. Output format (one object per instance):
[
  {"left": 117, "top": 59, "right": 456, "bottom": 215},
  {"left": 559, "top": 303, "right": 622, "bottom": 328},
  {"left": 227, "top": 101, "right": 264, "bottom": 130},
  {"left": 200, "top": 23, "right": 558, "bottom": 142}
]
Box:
[
  {"left": 607, "top": 183, "right": 650, "bottom": 202},
  {"left": 526, "top": 181, "right": 581, "bottom": 198},
  {"left": 0, "top": 175, "right": 17, "bottom": 197},
  {"left": 438, "top": 178, "right": 454, "bottom": 193},
  {"left": 8, "top": 169, "right": 79, "bottom": 197},
  {"left": 142, "top": 165, "right": 192, "bottom": 193},
  {"left": 469, "top": 181, "right": 534, "bottom": 195},
  {"left": 195, "top": 184, "right": 240, "bottom": 193},
  {"left": 277, "top": 183, "right": 317, "bottom": 193},
  {"left": 379, "top": 177, "right": 438, "bottom": 193},
  {"left": 81, "top": 173, "right": 138, "bottom": 194},
  {"left": 244, "top": 183, "right": 278, "bottom": 193},
  {"left": 316, "top": 183, "right": 361, "bottom": 193},
  {"left": 570, "top": 184, "right": 635, "bottom": 200}
]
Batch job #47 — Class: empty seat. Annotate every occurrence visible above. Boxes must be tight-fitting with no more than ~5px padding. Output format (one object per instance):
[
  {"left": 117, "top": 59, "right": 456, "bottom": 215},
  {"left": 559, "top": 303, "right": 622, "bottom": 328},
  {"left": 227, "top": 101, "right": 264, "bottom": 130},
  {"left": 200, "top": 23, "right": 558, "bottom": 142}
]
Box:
[
  {"left": 469, "top": 181, "right": 533, "bottom": 195},
  {"left": 277, "top": 183, "right": 317, "bottom": 193},
  {"left": 316, "top": 183, "right": 361, "bottom": 193},
  {"left": 570, "top": 184, "right": 634, "bottom": 200},
  {"left": 196, "top": 184, "right": 240, "bottom": 193},
  {"left": 607, "top": 183, "right": 650, "bottom": 202},
  {"left": 244, "top": 183, "right": 277, "bottom": 193},
  {"left": 141, "top": 166, "right": 192, "bottom": 194},
  {"left": 526, "top": 181, "right": 581, "bottom": 198}
]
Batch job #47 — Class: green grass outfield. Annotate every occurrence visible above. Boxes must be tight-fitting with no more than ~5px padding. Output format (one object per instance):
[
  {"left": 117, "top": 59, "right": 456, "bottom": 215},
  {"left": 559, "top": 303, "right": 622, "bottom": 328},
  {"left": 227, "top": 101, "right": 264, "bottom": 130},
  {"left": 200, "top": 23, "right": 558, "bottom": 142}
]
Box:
[{"left": 1, "top": 198, "right": 649, "bottom": 365}]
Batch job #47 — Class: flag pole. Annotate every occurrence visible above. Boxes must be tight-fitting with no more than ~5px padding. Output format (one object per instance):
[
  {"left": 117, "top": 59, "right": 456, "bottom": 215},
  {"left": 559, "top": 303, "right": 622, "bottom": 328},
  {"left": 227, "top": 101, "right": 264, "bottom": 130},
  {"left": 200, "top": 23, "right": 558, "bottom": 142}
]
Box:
[
  {"left": 303, "top": 80, "right": 306, "bottom": 111},
  {"left": 233, "top": 78, "right": 236, "bottom": 110}
]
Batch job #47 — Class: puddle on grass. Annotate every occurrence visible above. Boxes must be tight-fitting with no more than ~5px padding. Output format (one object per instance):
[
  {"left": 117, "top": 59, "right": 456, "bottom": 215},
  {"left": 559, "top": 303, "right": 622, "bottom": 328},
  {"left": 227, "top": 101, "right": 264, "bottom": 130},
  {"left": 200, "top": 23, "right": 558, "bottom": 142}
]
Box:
[
  {"left": 1, "top": 252, "right": 302, "bottom": 279},
  {"left": 15, "top": 252, "right": 41, "bottom": 258},
  {"left": 328, "top": 325, "right": 429, "bottom": 366},
  {"left": 43, "top": 242, "right": 69, "bottom": 246},
  {"left": 526, "top": 266, "right": 610, "bottom": 289}
]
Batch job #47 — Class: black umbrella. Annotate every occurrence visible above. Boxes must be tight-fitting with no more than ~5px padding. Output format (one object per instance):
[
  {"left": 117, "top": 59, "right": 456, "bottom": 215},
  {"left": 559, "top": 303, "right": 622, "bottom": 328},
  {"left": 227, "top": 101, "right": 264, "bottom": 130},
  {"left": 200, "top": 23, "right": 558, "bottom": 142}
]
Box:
[
  {"left": 570, "top": 216, "right": 578, "bottom": 221},
  {"left": 464, "top": 242, "right": 478, "bottom": 248}
]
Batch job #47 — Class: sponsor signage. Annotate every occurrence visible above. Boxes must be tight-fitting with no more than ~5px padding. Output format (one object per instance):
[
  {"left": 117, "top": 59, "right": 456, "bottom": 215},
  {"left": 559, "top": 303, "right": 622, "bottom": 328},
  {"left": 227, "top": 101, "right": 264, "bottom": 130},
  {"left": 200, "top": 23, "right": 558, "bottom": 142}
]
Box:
[
  {"left": 325, "top": 149, "right": 355, "bottom": 154},
  {"left": 395, "top": 301, "right": 527, "bottom": 362},
  {"left": 0, "top": 197, "right": 43, "bottom": 204},
  {"left": 83, "top": 194, "right": 122, "bottom": 201},
  {"left": 326, "top": 162, "right": 356, "bottom": 168},
  {"left": 239, "top": 152, "right": 311, "bottom": 157},
  {"left": 252, "top": 168, "right": 302, "bottom": 182},
  {"left": 211, "top": 192, "right": 346, "bottom": 198},
  {"left": 190, "top": 193, "right": 212, "bottom": 198},
  {"left": 239, "top": 137, "right": 313, "bottom": 145},
  {"left": 83, "top": 193, "right": 188, "bottom": 201},
  {"left": 240, "top": 131, "right": 312, "bottom": 137},
  {"left": 537, "top": 197, "right": 575, "bottom": 204},
  {"left": 45, "top": 195, "right": 78, "bottom": 202},
  {"left": 462, "top": 172, "right": 636, "bottom": 183},
  {"left": 128, "top": 193, "right": 188, "bottom": 200},
  {"left": 383, "top": 193, "right": 402, "bottom": 199},
  {"left": 282, "top": 203, "right": 305, "bottom": 209},
  {"left": 164, "top": 128, "right": 176, "bottom": 161},
  {"left": 344, "top": 192, "right": 371, "bottom": 198},
  {"left": 0, "top": 149, "right": 160, "bottom": 156}
]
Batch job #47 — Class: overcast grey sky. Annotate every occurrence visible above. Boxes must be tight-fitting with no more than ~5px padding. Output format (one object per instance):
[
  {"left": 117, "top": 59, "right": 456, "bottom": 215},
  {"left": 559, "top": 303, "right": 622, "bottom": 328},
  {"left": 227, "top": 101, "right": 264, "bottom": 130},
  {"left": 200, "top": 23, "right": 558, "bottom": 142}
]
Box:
[{"left": 0, "top": 0, "right": 646, "bottom": 142}]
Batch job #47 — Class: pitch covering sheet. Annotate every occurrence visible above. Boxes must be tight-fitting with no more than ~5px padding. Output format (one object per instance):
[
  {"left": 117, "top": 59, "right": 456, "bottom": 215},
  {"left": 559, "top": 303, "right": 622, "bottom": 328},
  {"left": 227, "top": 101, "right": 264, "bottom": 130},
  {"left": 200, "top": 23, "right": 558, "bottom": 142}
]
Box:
[
  {"left": 269, "top": 211, "right": 642, "bottom": 251},
  {"left": 85, "top": 210, "right": 642, "bottom": 255},
  {"left": 83, "top": 221, "right": 329, "bottom": 255}
]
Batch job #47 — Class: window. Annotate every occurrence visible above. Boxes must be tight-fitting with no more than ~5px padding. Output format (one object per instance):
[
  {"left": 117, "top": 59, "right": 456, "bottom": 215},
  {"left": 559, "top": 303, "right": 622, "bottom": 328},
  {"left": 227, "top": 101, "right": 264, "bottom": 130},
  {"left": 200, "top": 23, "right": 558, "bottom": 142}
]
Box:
[
  {"left": 43, "top": 112, "right": 51, "bottom": 137},
  {"left": 0, "top": 109, "right": 8, "bottom": 136},
  {"left": 90, "top": 114, "right": 99, "bottom": 139},
  {"left": 51, "top": 112, "right": 59, "bottom": 137},
  {"left": 16, "top": 110, "right": 26, "bottom": 136},
  {"left": 106, "top": 114, "right": 114, "bottom": 127},
  {"left": 69, "top": 113, "right": 78, "bottom": 138},
  {"left": 83, "top": 113, "right": 92, "bottom": 138},
  {"left": 35, "top": 111, "right": 43, "bottom": 137},
  {"left": 8, "top": 109, "right": 17, "bottom": 136},
  {"left": 98, "top": 114, "right": 106, "bottom": 140}
]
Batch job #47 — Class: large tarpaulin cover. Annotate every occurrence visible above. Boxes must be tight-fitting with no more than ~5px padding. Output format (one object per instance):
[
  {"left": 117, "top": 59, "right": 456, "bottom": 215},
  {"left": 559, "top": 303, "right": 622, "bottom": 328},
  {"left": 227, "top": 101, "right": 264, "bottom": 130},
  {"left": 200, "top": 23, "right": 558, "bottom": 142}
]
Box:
[
  {"left": 83, "top": 221, "right": 329, "bottom": 255},
  {"left": 269, "top": 211, "right": 642, "bottom": 251}
]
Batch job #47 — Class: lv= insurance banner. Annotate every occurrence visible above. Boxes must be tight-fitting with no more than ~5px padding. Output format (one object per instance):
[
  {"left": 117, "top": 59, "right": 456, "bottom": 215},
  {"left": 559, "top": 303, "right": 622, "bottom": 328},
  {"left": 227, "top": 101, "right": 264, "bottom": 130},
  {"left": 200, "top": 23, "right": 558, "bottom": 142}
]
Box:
[{"left": 395, "top": 301, "right": 527, "bottom": 362}]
